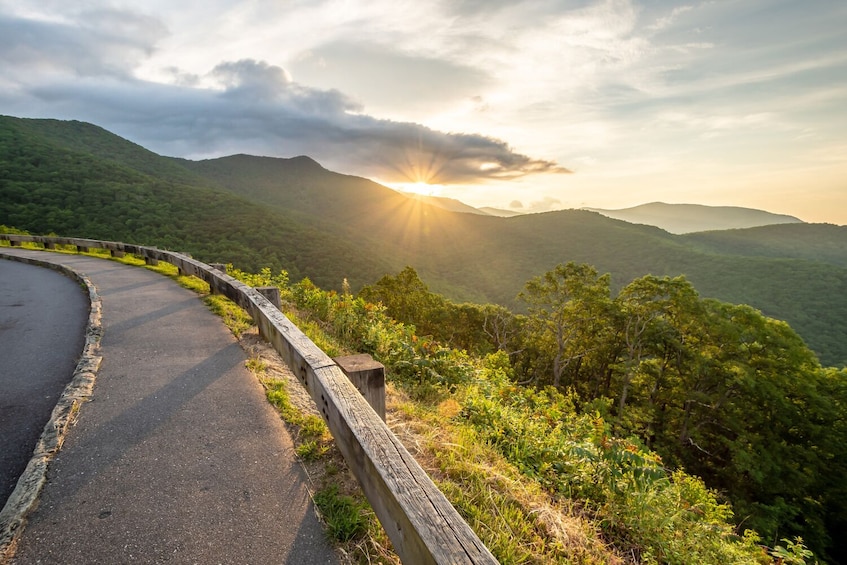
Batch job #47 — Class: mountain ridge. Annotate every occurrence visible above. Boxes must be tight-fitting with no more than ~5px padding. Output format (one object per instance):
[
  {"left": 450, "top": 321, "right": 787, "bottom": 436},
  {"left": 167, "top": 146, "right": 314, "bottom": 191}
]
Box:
[
  {"left": 585, "top": 202, "right": 804, "bottom": 234},
  {"left": 396, "top": 192, "right": 491, "bottom": 215},
  {"left": 477, "top": 206, "right": 524, "bottom": 217}
]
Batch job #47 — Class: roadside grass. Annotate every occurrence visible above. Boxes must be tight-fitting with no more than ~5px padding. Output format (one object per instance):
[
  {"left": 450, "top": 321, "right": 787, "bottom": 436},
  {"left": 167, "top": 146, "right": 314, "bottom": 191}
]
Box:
[
  {"left": 386, "top": 387, "right": 621, "bottom": 564},
  {"left": 203, "top": 294, "right": 252, "bottom": 337},
  {"left": 252, "top": 349, "right": 396, "bottom": 563},
  {"left": 313, "top": 484, "right": 370, "bottom": 543}
]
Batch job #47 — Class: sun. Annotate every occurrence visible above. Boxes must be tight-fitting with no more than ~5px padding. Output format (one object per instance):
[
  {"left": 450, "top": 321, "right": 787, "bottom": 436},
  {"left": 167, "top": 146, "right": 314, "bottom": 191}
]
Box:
[
  {"left": 387, "top": 181, "right": 444, "bottom": 197},
  {"left": 403, "top": 181, "right": 436, "bottom": 196}
]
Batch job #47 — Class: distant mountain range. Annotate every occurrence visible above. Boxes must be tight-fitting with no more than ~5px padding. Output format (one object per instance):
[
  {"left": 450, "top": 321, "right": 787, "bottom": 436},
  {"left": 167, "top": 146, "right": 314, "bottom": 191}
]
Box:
[
  {"left": 584, "top": 202, "right": 804, "bottom": 234},
  {"left": 404, "top": 194, "right": 805, "bottom": 234},
  {"left": 1, "top": 115, "right": 845, "bottom": 366},
  {"left": 476, "top": 207, "right": 524, "bottom": 218}
]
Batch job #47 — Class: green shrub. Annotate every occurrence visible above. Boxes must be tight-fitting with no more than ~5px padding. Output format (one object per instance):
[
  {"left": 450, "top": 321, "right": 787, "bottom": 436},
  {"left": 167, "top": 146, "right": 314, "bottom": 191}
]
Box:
[{"left": 460, "top": 358, "right": 771, "bottom": 563}]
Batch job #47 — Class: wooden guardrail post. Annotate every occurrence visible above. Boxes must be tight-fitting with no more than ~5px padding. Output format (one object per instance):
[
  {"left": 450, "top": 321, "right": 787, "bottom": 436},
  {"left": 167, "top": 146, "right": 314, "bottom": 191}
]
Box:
[
  {"left": 10, "top": 240, "right": 21, "bottom": 247},
  {"left": 255, "top": 286, "right": 281, "bottom": 309},
  {"left": 334, "top": 354, "right": 386, "bottom": 421},
  {"left": 110, "top": 250, "right": 125, "bottom": 258}
]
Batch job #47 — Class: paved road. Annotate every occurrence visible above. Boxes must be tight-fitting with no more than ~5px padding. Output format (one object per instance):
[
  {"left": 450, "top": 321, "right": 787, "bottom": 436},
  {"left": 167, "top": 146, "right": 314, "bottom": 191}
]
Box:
[
  {"left": 0, "top": 249, "right": 339, "bottom": 564},
  {"left": 0, "top": 260, "right": 88, "bottom": 509}
]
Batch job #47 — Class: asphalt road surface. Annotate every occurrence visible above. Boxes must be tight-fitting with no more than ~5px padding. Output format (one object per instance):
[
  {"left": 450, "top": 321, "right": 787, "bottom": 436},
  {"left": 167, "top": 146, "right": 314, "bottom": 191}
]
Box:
[
  {"left": 1, "top": 249, "right": 339, "bottom": 564},
  {"left": 0, "top": 259, "right": 88, "bottom": 509}
]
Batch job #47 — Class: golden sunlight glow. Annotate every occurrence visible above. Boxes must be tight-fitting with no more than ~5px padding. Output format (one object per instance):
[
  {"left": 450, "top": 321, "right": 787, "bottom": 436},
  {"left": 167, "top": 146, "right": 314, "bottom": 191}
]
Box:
[
  {"left": 373, "top": 132, "right": 459, "bottom": 187},
  {"left": 364, "top": 179, "right": 460, "bottom": 257},
  {"left": 392, "top": 181, "right": 443, "bottom": 196}
]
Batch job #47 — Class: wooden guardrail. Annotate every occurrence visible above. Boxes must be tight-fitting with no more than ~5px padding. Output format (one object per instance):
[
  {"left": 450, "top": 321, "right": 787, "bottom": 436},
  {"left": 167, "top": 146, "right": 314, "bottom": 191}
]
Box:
[{"left": 0, "top": 235, "right": 498, "bottom": 565}]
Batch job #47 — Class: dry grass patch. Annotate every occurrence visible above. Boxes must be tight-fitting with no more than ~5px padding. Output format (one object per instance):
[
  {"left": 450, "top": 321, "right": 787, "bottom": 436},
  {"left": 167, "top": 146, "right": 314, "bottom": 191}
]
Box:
[{"left": 387, "top": 386, "right": 626, "bottom": 565}]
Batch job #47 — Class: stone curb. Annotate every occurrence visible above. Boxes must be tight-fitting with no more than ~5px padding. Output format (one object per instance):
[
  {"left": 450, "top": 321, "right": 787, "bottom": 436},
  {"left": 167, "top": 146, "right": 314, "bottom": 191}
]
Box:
[{"left": 0, "top": 252, "right": 103, "bottom": 562}]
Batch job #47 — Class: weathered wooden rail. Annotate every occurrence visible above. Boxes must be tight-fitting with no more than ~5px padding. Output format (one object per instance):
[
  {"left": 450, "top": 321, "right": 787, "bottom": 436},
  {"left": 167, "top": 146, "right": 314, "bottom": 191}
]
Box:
[{"left": 0, "top": 234, "right": 498, "bottom": 565}]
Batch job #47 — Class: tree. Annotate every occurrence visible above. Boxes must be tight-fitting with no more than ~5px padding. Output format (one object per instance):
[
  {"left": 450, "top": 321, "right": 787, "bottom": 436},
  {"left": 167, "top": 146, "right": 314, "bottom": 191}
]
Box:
[
  {"left": 359, "top": 266, "right": 440, "bottom": 329},
  {"left": 518, "top": 263, "right": 614, "bottom": 388},
  {"left": 647, "top": 300, "right": 839, "bottom": 558},
  {"left": 481, "top": 303, "right": 523, "bottom": 356},
  {"left": 613, "top": 275, "right": 701, "bottom": 420}
]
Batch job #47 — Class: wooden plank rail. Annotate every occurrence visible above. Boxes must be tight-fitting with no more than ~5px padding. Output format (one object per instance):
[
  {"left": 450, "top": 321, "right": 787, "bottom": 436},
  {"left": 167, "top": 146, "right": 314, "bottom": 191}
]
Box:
[{"left": 0, "top": 234, "right": 499, "bottom": 565}]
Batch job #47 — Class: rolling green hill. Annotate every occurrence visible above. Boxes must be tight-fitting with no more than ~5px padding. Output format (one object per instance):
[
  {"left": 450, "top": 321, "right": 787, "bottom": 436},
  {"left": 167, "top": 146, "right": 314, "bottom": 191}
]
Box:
[
  {"left": 681, "top": 223, "right": 847, "bottom": 268},
  {"left": 0, "top": 116, "right": 396, "bottom": 289},
  {"left": 2, "top": 115, "right": 846, "bottom": 366}
]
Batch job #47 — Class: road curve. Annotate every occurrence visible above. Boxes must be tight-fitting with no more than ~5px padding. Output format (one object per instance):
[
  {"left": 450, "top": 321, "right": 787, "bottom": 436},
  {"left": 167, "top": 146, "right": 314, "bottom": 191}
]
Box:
[
  {"left": 0, "top": 249, "right": 339, "bottom": 565},
  {"left": 0, "top": 260, "right": 88, "bottom": 509}
]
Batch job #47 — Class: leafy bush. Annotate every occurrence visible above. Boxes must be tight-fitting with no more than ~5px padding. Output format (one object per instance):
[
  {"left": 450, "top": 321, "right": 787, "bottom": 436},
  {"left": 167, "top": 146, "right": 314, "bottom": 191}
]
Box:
[{"left": 461, "top": 353, "right": 770, "bottom": 563}]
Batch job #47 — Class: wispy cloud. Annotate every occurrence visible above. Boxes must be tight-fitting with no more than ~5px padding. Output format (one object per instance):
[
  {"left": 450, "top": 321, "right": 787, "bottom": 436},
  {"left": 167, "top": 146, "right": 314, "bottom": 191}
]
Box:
[{"left": 647, "top": 5, "right": 694, "bottom": 31}]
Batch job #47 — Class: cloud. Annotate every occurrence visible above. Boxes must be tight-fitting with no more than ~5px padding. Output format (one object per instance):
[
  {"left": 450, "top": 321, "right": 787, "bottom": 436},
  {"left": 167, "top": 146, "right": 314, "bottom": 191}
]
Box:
[
  {"left": 212, "top": 59, "right": 292, "bottom": 91},
  {"left": 524, "top": 196, "right": 563, "bottom": 213},
  {"left": 289, "top": 41, "right": 493, "bottom": 116},
  {"left": 647, "top": 5, "right": 694, "bottom": 32},
  {"left": 2, "top": 34, "right": 567, "bottom": 184},
  {"left": 339, "top": 119, "right": 570, "bottom": 184},
  {"left": 0, "top": 5, "right": 568, "bottom": 185},
  {"left": 0, "top": 11, "right": 166, "bottom": 78}
]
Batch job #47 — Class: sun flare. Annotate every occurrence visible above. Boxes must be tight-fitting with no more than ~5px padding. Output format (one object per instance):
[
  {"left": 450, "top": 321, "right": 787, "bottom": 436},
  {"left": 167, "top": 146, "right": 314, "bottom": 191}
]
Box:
[{"left": 389, "top": 181, "right": 444, "bottom": 197}]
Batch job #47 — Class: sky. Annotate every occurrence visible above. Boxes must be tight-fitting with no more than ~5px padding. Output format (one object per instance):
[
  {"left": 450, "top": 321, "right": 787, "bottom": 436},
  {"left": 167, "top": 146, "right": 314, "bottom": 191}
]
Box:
[{"left": 1, "top": 0, "right": 846, "bottom": 224}]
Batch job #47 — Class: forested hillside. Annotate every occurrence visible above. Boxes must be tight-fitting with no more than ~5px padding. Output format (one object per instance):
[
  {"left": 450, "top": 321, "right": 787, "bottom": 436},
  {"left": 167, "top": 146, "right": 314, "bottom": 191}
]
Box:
[
  {"left": 355, "top": 263, "right": 847, "bottom": 562},
  {"left": 682, "top": 223, "right": 847, "bottom": 268},
  {"left": 2, "top": 115, "right": 846, "bottom": 366},
  {"left": 183, "top": 154, "right": 847, "bottom": 367},
  {"left": 0, "top": 116, "right": 397, "bottom": 288}
]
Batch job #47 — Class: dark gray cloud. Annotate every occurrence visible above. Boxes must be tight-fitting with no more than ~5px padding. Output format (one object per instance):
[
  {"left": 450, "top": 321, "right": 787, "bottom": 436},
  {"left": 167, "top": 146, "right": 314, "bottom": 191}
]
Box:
[
  {"left": 2, "top": 15, "right": 567, "bottom": 185},
  {"left": 213, "top": 60, "right": 292, "bottom": 98},
  {"left": 0, "top": 5, "right": 567, "bottom": 184},
  {"left": 340, "top": 119, "right": 569, "bottom": 183}
]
